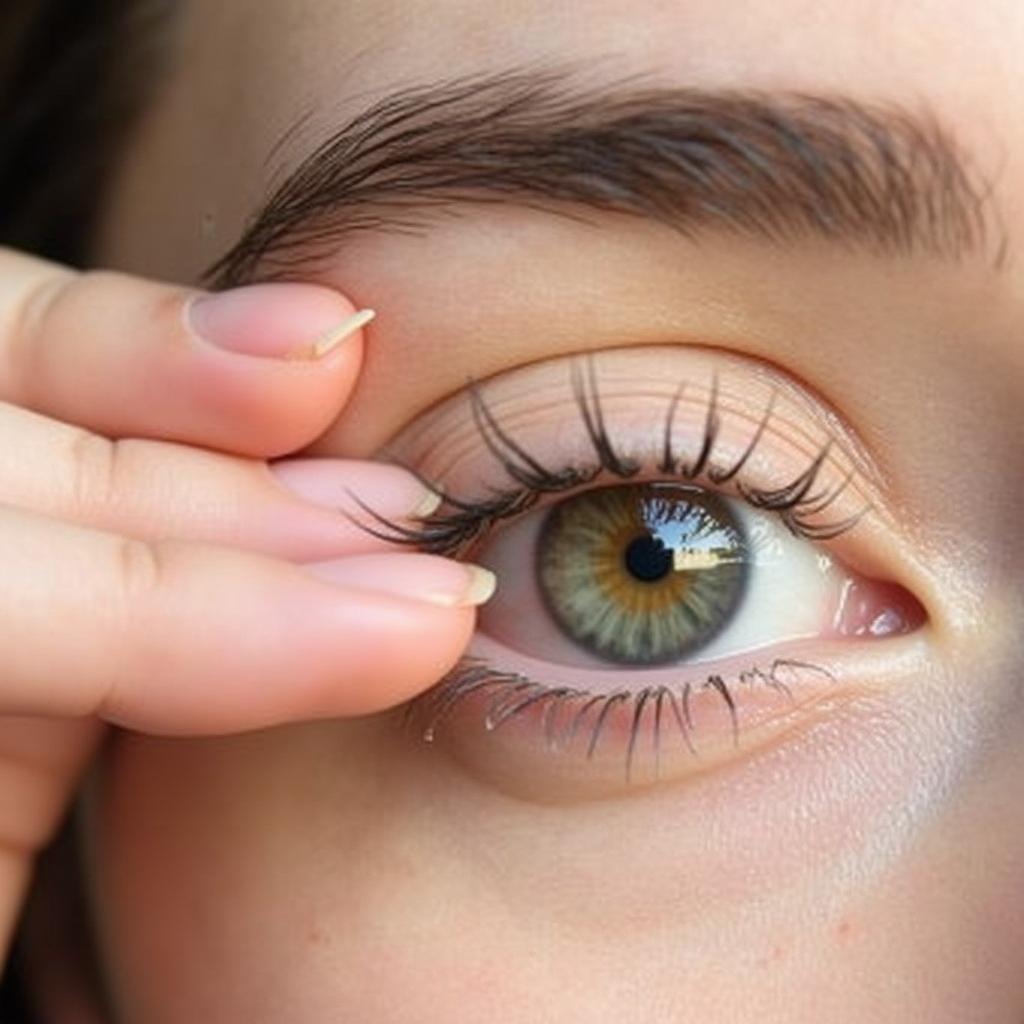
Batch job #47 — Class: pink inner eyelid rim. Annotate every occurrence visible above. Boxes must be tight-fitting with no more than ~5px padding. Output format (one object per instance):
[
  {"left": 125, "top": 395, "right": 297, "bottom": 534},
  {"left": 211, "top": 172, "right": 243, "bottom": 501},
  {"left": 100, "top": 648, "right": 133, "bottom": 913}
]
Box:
[{"left": 465, "top": 631, "right": 842, "bottom": 696}]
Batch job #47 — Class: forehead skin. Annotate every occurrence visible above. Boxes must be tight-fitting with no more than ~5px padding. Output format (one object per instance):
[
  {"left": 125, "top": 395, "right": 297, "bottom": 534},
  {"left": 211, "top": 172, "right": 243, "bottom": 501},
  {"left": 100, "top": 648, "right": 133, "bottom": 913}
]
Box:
[{"left": 88, "top": 2, "right": 1024, "bottom": 1023}]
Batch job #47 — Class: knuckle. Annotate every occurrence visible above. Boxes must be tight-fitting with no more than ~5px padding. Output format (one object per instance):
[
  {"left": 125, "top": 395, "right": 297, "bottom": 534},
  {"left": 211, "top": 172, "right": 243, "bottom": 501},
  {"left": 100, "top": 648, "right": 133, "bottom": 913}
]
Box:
[
  {"left": 3, "top": 269, "right": 79, "bottom": 402},
  {"left": 66, "top": 428, "right": 119, "bottom": 517},
  {"left": 114, "top": 534, "right": 166, "bottom": 611},
  {"left": 99, "top": 534, "right": 171, "bottom": 720}
]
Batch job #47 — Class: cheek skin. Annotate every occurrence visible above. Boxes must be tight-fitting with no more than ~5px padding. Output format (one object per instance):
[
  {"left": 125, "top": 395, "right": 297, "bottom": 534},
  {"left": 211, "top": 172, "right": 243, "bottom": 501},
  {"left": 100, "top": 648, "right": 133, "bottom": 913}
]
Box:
[{"left": 84, "top": 650, "right": 1021, "bottom": 1024}]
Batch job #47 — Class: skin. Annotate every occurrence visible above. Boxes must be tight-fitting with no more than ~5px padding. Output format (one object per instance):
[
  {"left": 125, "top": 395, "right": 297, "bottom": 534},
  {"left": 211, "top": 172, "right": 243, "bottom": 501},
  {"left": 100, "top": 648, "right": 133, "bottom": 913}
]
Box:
[{"left": 37, "top": 0, "right": 1024, "bottom": 1020}]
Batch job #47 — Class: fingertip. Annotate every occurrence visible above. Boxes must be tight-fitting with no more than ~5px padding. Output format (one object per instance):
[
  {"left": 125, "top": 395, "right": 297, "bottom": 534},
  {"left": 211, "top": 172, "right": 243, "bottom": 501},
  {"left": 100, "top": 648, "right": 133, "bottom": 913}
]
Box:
[
  {"left": 174, "top": 282, "right": 372, "bottom": 456},
  {"left": 300, "top": 590, "right": 478, "bottom": 720},
  {"left": 331, "top": 602, "right": 478, "bottom": 718}
]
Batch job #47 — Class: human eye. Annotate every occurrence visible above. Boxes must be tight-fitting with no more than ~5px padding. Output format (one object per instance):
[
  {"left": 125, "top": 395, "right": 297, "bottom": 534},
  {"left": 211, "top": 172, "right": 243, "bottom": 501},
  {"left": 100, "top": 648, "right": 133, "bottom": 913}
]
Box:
[{"left": 356, "top": 345, "right": 927, "bottom": 802}]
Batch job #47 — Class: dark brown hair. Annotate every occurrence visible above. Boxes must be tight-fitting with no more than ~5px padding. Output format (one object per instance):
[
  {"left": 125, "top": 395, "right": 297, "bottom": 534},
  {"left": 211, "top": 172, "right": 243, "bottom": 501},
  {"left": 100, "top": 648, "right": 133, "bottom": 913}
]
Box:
[{"left": 0, "top": 0, "right": 174, "bottom": 265}]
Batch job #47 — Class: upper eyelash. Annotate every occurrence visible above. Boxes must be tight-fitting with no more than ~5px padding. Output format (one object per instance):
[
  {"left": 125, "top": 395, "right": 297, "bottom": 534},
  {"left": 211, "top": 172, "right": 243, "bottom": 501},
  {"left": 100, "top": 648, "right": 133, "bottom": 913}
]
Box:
[{"left": 347, "top": 353, "right": 870, "bottom": 556}]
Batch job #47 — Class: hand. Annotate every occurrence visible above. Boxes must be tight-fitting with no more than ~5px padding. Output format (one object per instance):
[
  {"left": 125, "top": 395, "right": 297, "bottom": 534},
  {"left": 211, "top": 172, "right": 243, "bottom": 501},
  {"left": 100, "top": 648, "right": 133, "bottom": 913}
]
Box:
[{"left": 0, "top": 248, "right": 487, "bottom": 958}]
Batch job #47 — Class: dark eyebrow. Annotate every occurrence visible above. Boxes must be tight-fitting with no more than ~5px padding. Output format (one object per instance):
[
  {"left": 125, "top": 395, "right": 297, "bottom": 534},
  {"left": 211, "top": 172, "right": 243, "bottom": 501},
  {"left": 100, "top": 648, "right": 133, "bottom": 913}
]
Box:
[{"left": 205, "top": 66, "right": 1001, "bottom": 288}]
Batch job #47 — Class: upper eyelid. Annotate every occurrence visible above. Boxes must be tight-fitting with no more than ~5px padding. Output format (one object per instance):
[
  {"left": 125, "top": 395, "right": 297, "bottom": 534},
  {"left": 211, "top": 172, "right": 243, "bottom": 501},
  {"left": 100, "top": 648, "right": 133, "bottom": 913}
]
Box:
[
  {"left": 356, "top": 353, "right": 875, "bottom": 556},
  {"left": 474, "top": 359, "right": 870, "bottom": 530}
]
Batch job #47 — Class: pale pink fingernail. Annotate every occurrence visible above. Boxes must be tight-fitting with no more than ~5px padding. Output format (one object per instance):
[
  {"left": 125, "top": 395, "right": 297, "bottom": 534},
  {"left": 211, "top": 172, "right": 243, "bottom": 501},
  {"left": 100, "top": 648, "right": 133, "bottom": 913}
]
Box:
[
  {"left": 305, "top": 553, "right": 496, "bottom": 607},
  {"left": 268, "top": 459, "right": 442, "bottom": 518},
  {"left": 186, "top": 282, "right": 374, "bottom": 360}
]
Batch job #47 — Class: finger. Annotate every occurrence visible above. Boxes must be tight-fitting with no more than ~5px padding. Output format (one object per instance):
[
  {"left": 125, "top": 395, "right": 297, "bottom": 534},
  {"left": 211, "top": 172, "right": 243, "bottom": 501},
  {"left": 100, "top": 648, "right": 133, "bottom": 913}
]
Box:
[
  {"left": 0, "top": 714, "right": 105, "bottom": 961},
  {"left": 0, "top": 247, "right": 373, "bottom": 458},
  {"left": 0, "top": 716, "right": 101, "bottom": 840},
  {"left": 0, "top": 715, "right": 103, "bottom": 871},
  {"left": 0, "top": 503, "right": 491, "bottom": 733},
  {"left": 0, "top": 401, "right": 439, "bottom": 560}
]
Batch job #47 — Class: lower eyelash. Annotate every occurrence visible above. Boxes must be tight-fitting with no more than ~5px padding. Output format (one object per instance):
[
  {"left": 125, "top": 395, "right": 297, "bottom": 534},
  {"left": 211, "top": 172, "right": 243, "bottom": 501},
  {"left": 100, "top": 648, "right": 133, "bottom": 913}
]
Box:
[
  {"left": 351, "top": 353, "right": 870, "bottom": 558},
  {"left": 404, "top": 656, "right": 836, "bottom": 783}
]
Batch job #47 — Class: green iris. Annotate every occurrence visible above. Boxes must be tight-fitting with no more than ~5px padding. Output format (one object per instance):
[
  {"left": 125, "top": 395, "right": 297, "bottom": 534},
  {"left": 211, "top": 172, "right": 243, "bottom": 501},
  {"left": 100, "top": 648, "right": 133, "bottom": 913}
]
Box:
[{"left": 536, "top": 483, "right": 749, "bottom": 664}]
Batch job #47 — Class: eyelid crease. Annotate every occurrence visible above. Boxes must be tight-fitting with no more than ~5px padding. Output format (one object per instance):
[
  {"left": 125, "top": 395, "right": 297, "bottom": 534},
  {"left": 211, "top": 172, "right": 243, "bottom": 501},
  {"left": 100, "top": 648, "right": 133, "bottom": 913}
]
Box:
[
  {"left": 380, "top": 342, "right": 887, "bottom": 500},
  {"left": 708, "top": 385, "right": 776, "bottom": 483}
]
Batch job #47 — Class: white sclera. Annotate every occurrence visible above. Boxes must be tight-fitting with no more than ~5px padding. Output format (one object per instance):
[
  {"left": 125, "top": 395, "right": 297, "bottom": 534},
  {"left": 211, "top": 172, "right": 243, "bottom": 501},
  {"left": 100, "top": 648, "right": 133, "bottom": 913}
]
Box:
[{"left": 694, "top": 503, "right": 840, "bottom": 661}]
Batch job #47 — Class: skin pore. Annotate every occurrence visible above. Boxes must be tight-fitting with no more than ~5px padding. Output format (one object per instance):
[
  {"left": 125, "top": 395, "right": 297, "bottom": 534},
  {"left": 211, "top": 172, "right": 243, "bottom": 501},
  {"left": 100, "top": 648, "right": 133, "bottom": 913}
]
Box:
[{"left": 64, "top": 1, "right": 1024, "bottom": 1021}]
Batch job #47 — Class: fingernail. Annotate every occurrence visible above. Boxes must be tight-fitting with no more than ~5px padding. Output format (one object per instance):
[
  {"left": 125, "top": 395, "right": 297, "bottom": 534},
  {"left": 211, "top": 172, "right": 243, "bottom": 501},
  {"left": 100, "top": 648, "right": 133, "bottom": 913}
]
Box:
[
  {"left": 410, "top": 487, "right": 443, "bottom": 518},
  {"left": 309, "top": 310, "right": 376, "bottom": 358},
  {"left": 305, "top": 554, "right": 496, "bottom": 607},
  {"left": 268, "top": 459, "right": 441, "bottom": 519},
  {"left": 186, "top": 282, "right": 374, "bottom": 360}
]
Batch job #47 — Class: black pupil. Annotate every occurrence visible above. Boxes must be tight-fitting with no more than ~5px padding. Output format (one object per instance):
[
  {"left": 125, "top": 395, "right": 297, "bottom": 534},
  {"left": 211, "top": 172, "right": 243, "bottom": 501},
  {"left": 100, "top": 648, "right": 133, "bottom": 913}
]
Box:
[{"left": 623, "top": 534, "right": 672, "bottom": 583}]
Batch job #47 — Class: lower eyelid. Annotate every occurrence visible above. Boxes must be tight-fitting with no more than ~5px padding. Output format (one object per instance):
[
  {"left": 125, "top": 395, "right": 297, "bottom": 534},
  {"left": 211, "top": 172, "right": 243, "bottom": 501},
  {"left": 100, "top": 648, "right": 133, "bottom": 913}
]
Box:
[
  {"left": 400, "top": 491, "right": 927, "bottom": 800},
  {"left": 406, "top": 632, "right": 930, "bottom": 802}
]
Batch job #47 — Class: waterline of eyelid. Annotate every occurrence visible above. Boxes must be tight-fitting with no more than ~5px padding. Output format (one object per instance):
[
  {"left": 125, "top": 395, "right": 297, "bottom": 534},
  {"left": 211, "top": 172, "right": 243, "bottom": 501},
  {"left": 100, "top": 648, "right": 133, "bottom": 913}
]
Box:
[{"left": 357, "top": 452, "right": 869, "bottom": 561}]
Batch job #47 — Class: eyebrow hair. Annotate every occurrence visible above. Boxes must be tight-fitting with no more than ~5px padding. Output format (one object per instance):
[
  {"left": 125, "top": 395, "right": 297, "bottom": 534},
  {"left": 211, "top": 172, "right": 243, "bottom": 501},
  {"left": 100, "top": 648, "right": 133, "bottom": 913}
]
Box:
[{"left": 205, "top": 66, "right": 999, "bottom": 288}]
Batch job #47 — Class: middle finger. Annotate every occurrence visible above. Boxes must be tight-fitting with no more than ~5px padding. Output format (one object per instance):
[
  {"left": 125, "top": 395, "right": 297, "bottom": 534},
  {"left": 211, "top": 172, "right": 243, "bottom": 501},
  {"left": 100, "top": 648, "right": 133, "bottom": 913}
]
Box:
[{"left": 0, "top": 401, "right": 434, "bottom": 560}]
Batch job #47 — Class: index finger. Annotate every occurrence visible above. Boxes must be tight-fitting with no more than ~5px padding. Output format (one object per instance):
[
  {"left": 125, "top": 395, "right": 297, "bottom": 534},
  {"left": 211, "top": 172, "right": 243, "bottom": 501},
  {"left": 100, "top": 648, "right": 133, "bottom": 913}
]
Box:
[{"left": 0, "top": 247, "right": 373, "bottom": 457}]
